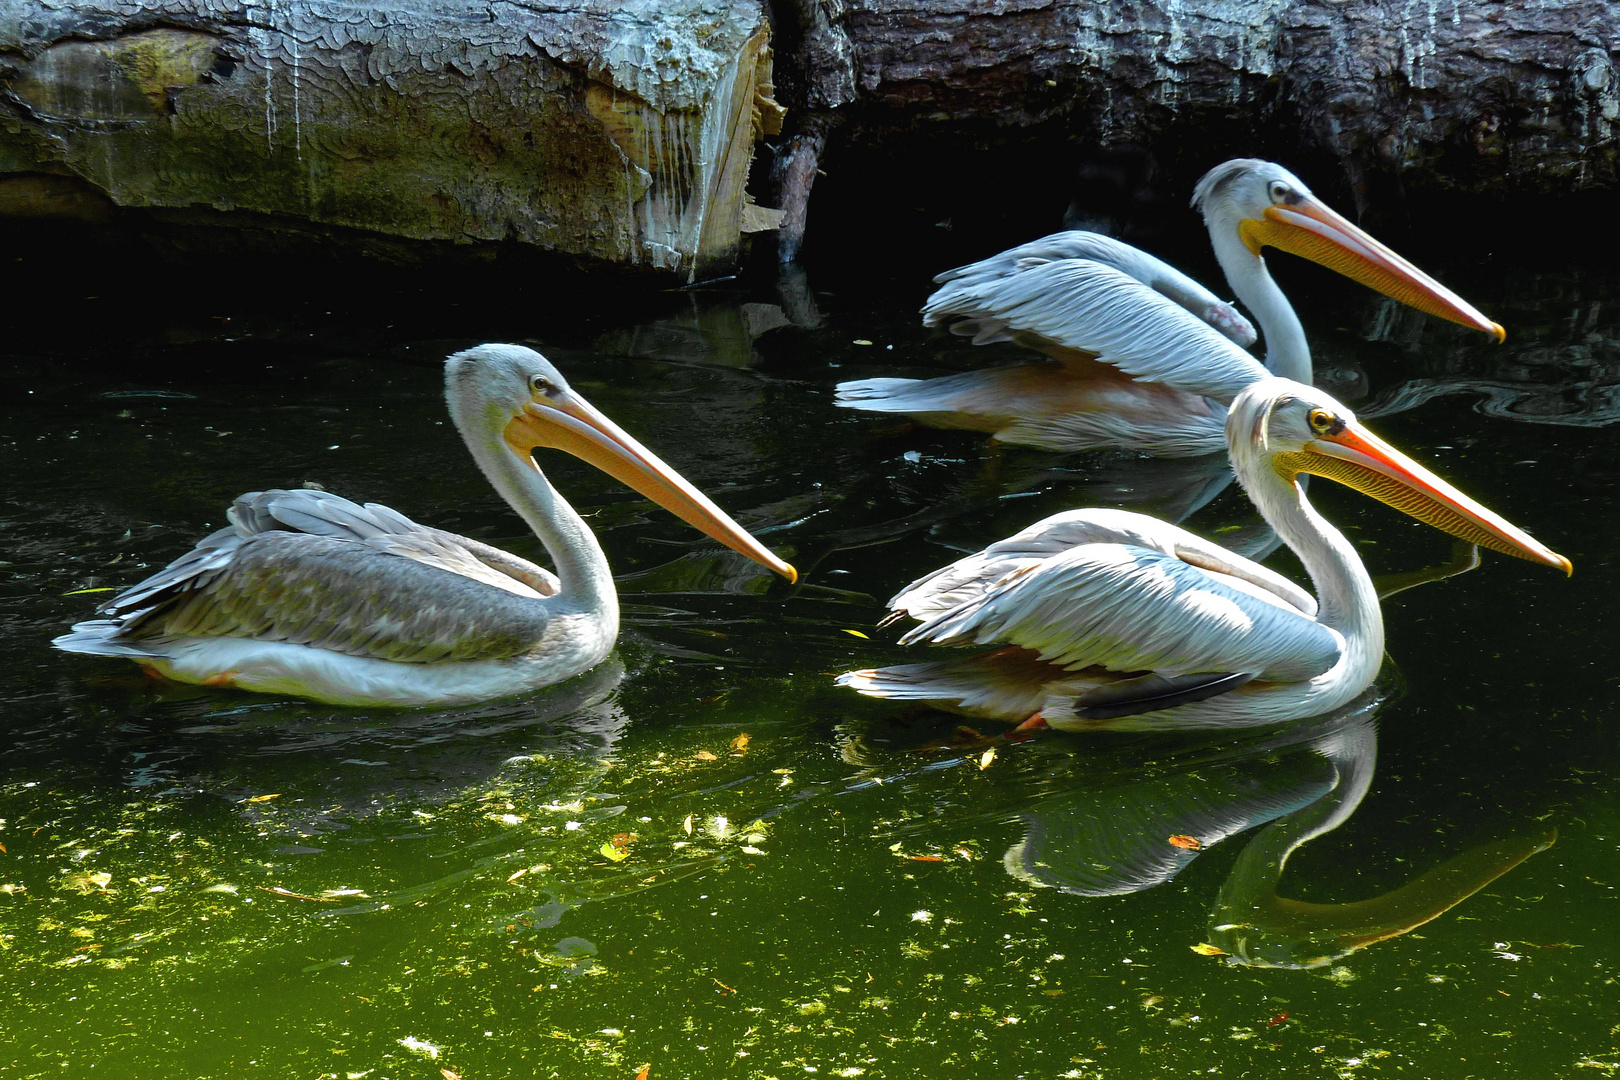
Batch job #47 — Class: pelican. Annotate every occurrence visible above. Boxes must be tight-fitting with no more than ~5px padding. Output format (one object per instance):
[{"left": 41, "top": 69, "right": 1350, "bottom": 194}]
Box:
[
  {"left": 837, "top": 378, "right": 1567, "bottom": 731},
  {"left": 835, "top": 159, "right": 1503, "bottom": 456},
  {"left": 55, "top": 344, "right": 797, "bottom": 707}
]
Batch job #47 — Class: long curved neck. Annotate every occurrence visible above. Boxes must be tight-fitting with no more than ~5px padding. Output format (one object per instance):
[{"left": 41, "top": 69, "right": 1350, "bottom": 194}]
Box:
[
  {"left": 1239, "top": 461, "right": 1383, "bottom": 692},
  {"left": 463, "top": 429, "right": 618, "bottom": 630},
  {"left": 1210, "top": 223, "right": 1312, "bottom": 383}
]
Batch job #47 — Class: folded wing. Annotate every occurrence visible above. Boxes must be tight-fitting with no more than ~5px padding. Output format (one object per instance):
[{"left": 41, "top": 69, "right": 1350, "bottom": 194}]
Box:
[
  {"left": 891, "top": 510, "right": 1339, "bottom": 684},
  {"left": 55, "top": 490, "right": 556, "bottom": 664},
  {"left": 921, "top": 234, "right": 1267, "bottom": 402}
]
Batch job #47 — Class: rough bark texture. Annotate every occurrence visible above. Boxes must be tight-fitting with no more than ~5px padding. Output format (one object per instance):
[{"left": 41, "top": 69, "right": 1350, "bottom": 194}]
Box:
[
  {"left": 815, "top": 0, "right": 1619, "bottom": 197},
  {"left": 2, "top": 0, "right": 1616, "bottom": 275},
  {"left": 0, "top": 0, "right": 780, "bottom": 278}
]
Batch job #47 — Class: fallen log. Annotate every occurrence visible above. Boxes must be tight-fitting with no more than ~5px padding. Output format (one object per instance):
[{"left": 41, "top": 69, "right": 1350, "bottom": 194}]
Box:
[
  {"left": 767, "top": 0, "right": 1620, "bottom": 260},
  {"left": 0, "top": 0, "right": 781, "bottom": 279}
]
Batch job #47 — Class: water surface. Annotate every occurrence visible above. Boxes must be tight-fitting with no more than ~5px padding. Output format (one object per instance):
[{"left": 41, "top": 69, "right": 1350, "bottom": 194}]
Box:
[{"left": 2, "top": 249, "right": 1618, "bottom": 1078}]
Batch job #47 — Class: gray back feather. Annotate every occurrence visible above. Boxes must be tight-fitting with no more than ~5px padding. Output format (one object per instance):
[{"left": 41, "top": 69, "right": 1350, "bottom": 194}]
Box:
[{"left": 81, "top": 489, "right": 557, "bottom": 663}]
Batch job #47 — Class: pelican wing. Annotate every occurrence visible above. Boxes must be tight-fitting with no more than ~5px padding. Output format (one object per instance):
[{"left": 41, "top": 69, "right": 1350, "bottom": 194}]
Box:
[
  {"left": 227, "top": 489, "right": 560, "bottom": 597},
  {"left": 890, "top": 508, "right": 1316, "bottom": 624},
  {"left": 64, "top": 490, "right": 555, "bottom": 664},
  {"left": 896, "top": 515, "right": 1340, "bottom": 684},
  {"left": 930, "top": 232, "right": 1259, "bottom": 348}
]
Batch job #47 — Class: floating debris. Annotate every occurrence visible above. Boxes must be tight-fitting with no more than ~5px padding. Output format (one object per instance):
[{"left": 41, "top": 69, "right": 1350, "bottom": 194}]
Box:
[{"left": 397, "top": 1036, "right": 441, "bottom": 1060}]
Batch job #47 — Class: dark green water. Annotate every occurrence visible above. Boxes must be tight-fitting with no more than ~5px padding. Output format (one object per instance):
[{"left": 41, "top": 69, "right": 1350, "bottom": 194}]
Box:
[{"left": 3, "top": 249, "right": 1619, "bottom": 1079}]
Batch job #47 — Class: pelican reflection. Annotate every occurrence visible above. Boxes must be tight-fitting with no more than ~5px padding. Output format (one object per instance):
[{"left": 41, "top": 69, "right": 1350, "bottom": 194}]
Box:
[{"left": 1000, "top": 688, "right": 1554, "bottom": 969}]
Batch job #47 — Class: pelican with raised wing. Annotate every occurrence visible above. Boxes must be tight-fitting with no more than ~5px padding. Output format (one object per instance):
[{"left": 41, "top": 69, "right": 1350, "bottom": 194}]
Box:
[
  {"left": 55, "top": 344, "right": 797, "bottom": 707},
  {"left": 835, "top": 160, "right": 1503, "bottom": 456},
  {"left": 837, "top": 378, "right": 1566, "bottom": 731}
]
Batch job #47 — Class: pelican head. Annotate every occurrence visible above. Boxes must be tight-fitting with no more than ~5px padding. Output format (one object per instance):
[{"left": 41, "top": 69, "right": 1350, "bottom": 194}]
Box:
[
  {"left": 446, "top": 343, "right": 797, "bottom": 582},
  {"left": 1228, "top": 378, "right": 1570, "bottom": 574},
  {"left": 1192, "top": 159, "right": 1504, "bottom": 342}
]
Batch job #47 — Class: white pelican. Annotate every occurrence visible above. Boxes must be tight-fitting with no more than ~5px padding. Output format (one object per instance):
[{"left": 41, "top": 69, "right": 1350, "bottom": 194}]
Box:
[
  {"left": 837, "top": 377, "right": 1568, "bottom": 731},
  {"left": 835, "top": 160, "right": 1504, "bottom": 456},
  {"left": 55, "top": 344, "right": 797, "bottom": 707}
]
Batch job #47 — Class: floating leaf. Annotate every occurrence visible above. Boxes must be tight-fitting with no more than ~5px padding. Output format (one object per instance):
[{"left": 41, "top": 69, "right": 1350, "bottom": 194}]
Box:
[
  {"left": 442, "top": 1069, "right": 463, "bottom": 1080},
  {"left": 1190, "top": 943, "right": 1228, "bottom": 956},
  {"left": 63, "top": 587, "right": 117, "bottom": 596},
  {"left": 1168, "top": 834, "right": 1202, "bottom": 850},
  {"left": 907, "top": 855, "right": 944, "bottom": 863},
  {"left": 635, "top": 1063, "right": 652, "bottom": 1080},
  {"left": 852, "top": 339, "right": 874, "bottom": 346},
  {"left": 507, "top": 868, "right": 528, "bottom": 883},
  {"left": 842, "top": 629, "right": 870, "bottom": 639},
  {"left": 611, "top": 832, "right": 636, "bottom": 849},
  {"left": 243, "top": 793, "right": 281, "bottom": 804},
  {"left": 64, "top": 871, "right": 112, "bottom": 893},
  {"left": 730, "top": 732, "right": 751, "bottom": 752},
  {"left": 682, "top": 814, "right": 694, "bottom": 835},
  {"left": 599, "top": 841, "right": 629, "bottom": 863},
  {"left": 694, "top": 750, "right": 719, "bottom": 762},
  {"left": 978, "top": 748, "right": 996, "bottom": 770}
]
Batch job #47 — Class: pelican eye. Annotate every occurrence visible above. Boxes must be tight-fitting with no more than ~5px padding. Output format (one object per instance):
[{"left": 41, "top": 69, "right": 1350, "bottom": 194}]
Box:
[
  {"left": 1267, "top": 180, "right": 1290, "bottom": 204},
  {"left": 528, "top": 373, "right": 559, "bottom": 397},
  {"left": 1307, "top": 408, "right": 1342, "bottom": 435}
]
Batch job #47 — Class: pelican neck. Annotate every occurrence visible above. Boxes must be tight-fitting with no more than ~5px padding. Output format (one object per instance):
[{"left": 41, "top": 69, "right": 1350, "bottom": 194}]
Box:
[
  {"left": 1209, "top": 223, "right": 1312, "bottom": 384},
  {"left": 1239, "top": 459, "right": 1384, "bottom": 692},
  {"left": 456, "top": 417, "right": 619, "bottom": 631}
]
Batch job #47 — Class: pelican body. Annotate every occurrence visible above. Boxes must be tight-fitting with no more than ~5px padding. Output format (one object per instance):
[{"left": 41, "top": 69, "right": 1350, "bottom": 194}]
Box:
[
  {"left": 838, "top": 378, "right": 1567, "bottom": 731},
  {"left": 56, "top": 344, "right": 797, "bottom": 707},
  {"left": 835, "top": 160, "right": 1503, "bottom": 456}
]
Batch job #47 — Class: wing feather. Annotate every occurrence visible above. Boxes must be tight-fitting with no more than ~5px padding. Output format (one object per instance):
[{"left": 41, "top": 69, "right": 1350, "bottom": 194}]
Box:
[
  {"left": 65, "top": 489, "right": 559, "bottom": 663},
  {"left": 102, "top": 532, "right": 550, "bottom": 663},
  {"left": 228, "top": 489, "right": 558, "bottom": 597},
  {"left": 890, "top": 508, "right": 1316, "bottom": 624},
  {"left": 898, "top": 542, "right": 1341, "bottom": 683},
  {"left": 930, "top": 231, "right": 1258, "bottom": 348},
  {"left": 923, "top": 255, "right": 1267, "bottom": 402}
]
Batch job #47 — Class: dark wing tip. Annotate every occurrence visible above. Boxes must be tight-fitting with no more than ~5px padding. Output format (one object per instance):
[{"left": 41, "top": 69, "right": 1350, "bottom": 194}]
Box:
[{"left": 1071, "top": 671, "right": 1257, "bottom": 721}]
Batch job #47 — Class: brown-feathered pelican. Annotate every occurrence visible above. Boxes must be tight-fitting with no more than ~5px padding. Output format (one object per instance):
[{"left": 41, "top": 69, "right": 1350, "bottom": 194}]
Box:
[
  {"left": 55, "top": 344, "right": 797, "bottom": 707},
  {"left": 835, "top": 160, "right": 1503, "bottom": 456},
  {"left": 837, "top": 377, "right": 1567, "bottom": 731}
]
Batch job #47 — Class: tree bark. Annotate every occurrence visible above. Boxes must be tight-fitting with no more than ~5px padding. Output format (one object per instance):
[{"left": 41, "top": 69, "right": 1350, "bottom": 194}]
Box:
[
  {"left": 0, "top": 0, "right": 781, "bottom": 279},
  {"left": 3, "top": 0, "right": 1616, "bottom": 275},
  {"left": 820, "top": 0, "right": 1619, "bottom": 198}
]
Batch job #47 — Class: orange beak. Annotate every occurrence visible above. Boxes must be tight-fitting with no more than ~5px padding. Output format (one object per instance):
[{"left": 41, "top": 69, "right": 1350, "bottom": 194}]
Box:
[
  {"left": 1239, "top": 197, "right": 1505, "bottom": 342},
  {"left": 1277, "top": 420, "right": 1569, "bottom": 574},
  {"left": 504, "top": 391, "right": 798, "bottom": 583}
]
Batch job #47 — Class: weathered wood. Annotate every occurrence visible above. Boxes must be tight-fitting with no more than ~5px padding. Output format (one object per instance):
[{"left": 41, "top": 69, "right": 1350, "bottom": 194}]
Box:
[
  {"left": 0, "top": 0, "right": 781, "bottom": 278},
  {"left": 3, "top": 0, "right": 1615, "bottom": 273},
  {"left": 765, "top": 0, "right": 1619, "bottom": 238}
]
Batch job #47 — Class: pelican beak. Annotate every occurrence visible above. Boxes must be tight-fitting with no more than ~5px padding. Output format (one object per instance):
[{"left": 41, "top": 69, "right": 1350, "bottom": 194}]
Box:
[
  {"left": 1239, "top": 198, "right": 1506, "bottom": 342},
  {"left": 1277, "top": 420, "right": 1570, "bottom": 574},
  {"left": 505, "top": 391, "right": 798, "bottom": 583}
]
